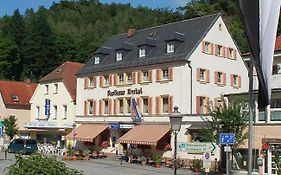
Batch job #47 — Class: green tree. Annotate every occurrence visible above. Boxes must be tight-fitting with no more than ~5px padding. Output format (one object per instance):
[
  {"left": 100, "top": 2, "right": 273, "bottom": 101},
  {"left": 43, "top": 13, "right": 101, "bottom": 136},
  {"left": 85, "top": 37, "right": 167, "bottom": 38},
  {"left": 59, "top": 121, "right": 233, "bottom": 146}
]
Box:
[
  {"left": 3, "top": 115, "right": 18, "bottom": 140},
  {"left": 22, "top": 6, "right": 57, "bottom": 80},
  {"left": 201, "top": 97, "right": 248, "bottom": 147},
  {"left": 0, "top": 9, "right": 25, "bottom": 80},
  {"left": 5, "top": 154, "right": 84, "bottom": 175}
]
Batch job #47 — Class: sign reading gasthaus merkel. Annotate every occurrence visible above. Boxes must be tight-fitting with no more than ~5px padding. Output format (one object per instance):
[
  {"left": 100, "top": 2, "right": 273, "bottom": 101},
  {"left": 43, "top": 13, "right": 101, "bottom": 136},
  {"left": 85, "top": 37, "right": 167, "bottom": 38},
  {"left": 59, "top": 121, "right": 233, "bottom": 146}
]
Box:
[{"left": 178, "top": 142, "right": 216, "bottom": 154}]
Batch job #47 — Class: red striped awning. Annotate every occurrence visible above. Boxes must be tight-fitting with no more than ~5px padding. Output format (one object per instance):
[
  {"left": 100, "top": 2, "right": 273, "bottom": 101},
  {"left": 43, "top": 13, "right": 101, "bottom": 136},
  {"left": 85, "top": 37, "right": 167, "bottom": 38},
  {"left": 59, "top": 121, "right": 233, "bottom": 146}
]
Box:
[
  {"left": 119, "top": 125, "right": 170, "bottom": 146},
  {"left": 66, "top": 124, "right": 108, "bottom": 142}
]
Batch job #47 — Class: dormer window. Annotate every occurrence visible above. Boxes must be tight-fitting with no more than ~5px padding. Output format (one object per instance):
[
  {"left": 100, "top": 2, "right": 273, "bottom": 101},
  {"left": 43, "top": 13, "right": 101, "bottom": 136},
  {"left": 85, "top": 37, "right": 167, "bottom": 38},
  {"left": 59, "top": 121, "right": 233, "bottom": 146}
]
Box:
[
  {"left": 139, "top": 48, "right": 146, "bottom": 58},
  {"left": 11, "top": 95, "right": 18, "bottom": 102},
  {"left": 116, "top": 52, "right": 123, "bottom": 61},
  {"left": 167, "top": 44, "right": 174, "bottom": 53},
  {"left": 94, "top": 56, "right": 100, "bottom": 64}
]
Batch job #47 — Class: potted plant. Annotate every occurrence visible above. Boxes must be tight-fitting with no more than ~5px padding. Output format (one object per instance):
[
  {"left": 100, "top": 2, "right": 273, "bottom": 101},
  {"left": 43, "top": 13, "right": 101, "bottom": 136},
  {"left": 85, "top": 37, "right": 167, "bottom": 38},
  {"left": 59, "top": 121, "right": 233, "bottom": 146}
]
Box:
[
  {"left": 83, "top": 149, "right": 91, "bottom": 160},
  {"left": 192, "top": 159, "right": 202, "bottom": 173},
  {"left": 153, "top": 155, "right": 162, "bottom": 168},
  {"left": 275, "top": 152, "right": 281, "bottom": 175},
  {"left": 140, "top": 156, "right": 147, "bottom": 166}
]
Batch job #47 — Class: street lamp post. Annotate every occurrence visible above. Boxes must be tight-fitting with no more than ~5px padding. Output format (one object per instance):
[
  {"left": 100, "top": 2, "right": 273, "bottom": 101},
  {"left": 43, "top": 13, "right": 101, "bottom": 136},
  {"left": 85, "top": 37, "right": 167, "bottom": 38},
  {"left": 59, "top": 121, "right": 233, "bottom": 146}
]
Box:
[
  {"left": 169, "top": 106, "right": 183, "bottom": 175},
  {"left": 72, "top": 123, "right": 76, "bottom": 150}
]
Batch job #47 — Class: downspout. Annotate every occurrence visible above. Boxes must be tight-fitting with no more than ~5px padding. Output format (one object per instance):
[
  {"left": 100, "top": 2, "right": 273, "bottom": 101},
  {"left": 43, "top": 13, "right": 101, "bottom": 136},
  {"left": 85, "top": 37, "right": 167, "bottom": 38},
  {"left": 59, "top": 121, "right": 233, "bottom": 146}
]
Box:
[{"left": 187, "top": 61, "right": 193, "bottom": 114}]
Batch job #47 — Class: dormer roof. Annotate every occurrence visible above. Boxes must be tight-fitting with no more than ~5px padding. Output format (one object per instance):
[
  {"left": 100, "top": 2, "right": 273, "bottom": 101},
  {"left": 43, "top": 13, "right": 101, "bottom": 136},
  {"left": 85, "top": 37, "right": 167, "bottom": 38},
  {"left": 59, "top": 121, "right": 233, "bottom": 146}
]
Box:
[{"left": 78, "top": 14, "right": 220, "bottom": 76}]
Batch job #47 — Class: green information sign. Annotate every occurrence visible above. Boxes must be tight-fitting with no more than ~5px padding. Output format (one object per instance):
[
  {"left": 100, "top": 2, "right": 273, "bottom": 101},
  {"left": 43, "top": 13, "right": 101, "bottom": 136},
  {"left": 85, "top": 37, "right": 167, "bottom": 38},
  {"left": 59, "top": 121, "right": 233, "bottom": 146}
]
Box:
[{"left": 178, "top": 142, "right": 216, "bottom": 154}]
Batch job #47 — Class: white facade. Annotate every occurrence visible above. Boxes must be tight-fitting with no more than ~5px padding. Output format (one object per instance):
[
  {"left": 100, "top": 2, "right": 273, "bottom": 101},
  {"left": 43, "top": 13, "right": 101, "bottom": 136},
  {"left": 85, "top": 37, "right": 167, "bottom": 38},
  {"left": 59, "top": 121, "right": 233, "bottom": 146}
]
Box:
[
  {"left": 75, "top": 16, "right": 248, "bottom": 161},
  {"left": 27, "top": 81, "right": 75, "bottom": 143}
]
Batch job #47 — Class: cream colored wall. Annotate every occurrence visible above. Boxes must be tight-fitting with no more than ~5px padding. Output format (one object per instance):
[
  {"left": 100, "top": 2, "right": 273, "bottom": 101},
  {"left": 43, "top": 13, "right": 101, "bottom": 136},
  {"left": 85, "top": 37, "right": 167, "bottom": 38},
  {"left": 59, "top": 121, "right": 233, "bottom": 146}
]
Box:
[
  {"left": 241, "top": 125, "right": 281, "bottom": 149},
  {"left": 190, "top": 16, "right": 249, "bottom": 113},
  {"left": 0, "top": 93, "right": 30, "bottom": 131},
  {"left": 30, "top": 81, "right": 75, "bottom": 127}
]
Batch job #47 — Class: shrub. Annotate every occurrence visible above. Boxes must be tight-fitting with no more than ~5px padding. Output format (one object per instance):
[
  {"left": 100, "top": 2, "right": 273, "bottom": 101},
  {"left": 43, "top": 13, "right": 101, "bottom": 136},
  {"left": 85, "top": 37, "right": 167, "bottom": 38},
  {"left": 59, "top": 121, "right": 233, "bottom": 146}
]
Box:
[{"left": 5, "top": 154, "right": 84, "bottom": 175}]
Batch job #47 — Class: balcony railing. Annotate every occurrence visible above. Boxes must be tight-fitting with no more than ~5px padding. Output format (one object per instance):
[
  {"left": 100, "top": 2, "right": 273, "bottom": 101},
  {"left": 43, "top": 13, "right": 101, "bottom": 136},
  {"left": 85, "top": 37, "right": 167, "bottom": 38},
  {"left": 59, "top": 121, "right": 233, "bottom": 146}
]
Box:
[
  {"left": 253, "top": 74, "right": 281, "bottom": 90},
  {"left": 257, "top": 108, "right": 281, "bottom": 122},
  {"left": 270, "top": 109, "right": 281, "bottom": 121}
]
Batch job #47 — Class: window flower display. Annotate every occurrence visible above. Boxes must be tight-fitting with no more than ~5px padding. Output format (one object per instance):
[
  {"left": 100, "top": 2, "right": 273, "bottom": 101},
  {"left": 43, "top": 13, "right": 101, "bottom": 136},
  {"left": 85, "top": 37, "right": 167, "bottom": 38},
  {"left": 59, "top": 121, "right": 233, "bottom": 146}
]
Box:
[
  {"left": 100, "top": 141, "right": 109, "bottom": 148},
  {"left": 164, "top": 143, "right": 172, "bottom": 152}
]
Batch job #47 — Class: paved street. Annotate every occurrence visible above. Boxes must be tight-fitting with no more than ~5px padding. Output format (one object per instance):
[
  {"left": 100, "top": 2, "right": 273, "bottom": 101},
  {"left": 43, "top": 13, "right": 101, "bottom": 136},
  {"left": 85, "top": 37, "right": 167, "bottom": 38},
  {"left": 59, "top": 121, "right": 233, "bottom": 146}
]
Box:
[
  {"left": 0, "top": 153, "right": 195, "bottom": 175},
  {"left": 0, "top": 153, "right": 252, "bottom": 175}
]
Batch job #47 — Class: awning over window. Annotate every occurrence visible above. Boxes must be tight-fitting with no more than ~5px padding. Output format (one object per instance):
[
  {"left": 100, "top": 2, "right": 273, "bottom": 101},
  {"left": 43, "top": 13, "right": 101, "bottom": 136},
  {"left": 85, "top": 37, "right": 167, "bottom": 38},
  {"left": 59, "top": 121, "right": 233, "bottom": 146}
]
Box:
[
  {"left": 66, "top": 124, "right": 108, "bottom": 142},
  {"left": 119, "top": 125, "right": 170, "bottom": 146}
]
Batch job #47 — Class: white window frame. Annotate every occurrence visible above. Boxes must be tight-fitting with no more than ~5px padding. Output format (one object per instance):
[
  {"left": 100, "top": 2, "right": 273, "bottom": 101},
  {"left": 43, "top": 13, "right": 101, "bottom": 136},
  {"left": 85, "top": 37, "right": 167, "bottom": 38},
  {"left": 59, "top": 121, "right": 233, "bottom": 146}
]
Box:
[
  {"left": 89, "top": 77, "right": 95, "bottom": 87},
  {"left": 204, "top": 42, "right": 211, "bottom": 54},
  {"left": 217, "top": 72, "right": 223, "bottom": 84},
  {"left": 88, "top": 100, "right": 93, "bottom": 115},
  {"left": 228, "top": 48, "right": 234, "bottom": 59},
  {"left": 162, "top": 96, "right": 169, "bottom": 113},
  {"left": 199, "top": 69, "right": 206, "bottom": 81},
  {"left": 36, "top": 106, "right": 40, "bottom": 119},
  {"left": 118, "top": 98, "right": 123, "bottom": 114},
  {"left": 200, "top": 96, "right": 207, "bottom": 114},
  {"left": 53, "top": 105, "right": 57, "bottom": 119},
  {"left": 216, "top": 45, "right": 223, "bottom": 56},
  {"left": 104, "top": 75, "right": 109, "bottom": 86},
  {"left": 167, "top": 43, "right": 175, "bottom": 53},
  {"left": 126, "top": 73, "right": 132, "bottom": 84},
  {"left": 63, "top": 105, "right": 67, "bottom": 119},
  {"left": 45, "top": 85, "right": 49, "bottom": 94},
  {"left": 142, "top": 98, "right": 148, "bottom": 114},
  {"left": 119, "top": 74, "right": 124, "bottom": 84},
  {"left": 126, "top": 98, "right": 131, "bottom": 114},
  {"left": 94, "top": 56, "right": 100, "bottom": 64},
  {"left": 103, "top": 99, "right": 109, "bottom": 115},
  {"left": 143, "top": 71, "right": 149, "bottom": 82},
  {"left": 233, "top": 74, "right": 239, "bottom": 86},
  {"left": 139, "top": 48, "right": 146, "bottom": 57},
  {"left": 116, "top": 52, "right": 123, "bottom": 61},
  {"left": 162, "top": 69, "right": 169, "bottom": 80},
  {"left": 54, "top": 83, "right": 58, "bottom": 94}
]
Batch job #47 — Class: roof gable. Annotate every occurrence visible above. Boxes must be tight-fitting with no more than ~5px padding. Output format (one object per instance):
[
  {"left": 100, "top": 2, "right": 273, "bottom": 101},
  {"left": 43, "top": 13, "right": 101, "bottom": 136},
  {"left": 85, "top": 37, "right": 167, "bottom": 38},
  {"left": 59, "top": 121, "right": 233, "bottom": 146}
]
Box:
[
  {"left": 40, "top": 61, "right": 84, "bottom": 101},
  {"left": 0, "top": 80, "right": 37, "bottom": 107},
  {"left": 78, "top": 14, "right": 220, "bottom": 75}
]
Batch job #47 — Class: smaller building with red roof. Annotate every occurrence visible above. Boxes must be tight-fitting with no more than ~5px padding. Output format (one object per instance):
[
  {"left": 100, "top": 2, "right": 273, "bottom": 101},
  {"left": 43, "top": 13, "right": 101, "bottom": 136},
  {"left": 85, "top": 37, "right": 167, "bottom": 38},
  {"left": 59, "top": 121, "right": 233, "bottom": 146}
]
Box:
[
  {"left": 26, "top": 61, "right": 84, "bottom": 146},
  {"left": 0, "top": 80, "right": 37, "bottom": 140}
]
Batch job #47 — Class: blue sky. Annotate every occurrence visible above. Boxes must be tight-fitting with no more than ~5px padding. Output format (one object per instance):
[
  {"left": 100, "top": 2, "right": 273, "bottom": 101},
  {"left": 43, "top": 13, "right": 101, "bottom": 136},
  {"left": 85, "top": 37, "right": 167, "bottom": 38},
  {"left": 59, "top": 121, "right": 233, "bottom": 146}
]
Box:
[{"left": 0, "top": 0, "right": 189, "bottom": 16}]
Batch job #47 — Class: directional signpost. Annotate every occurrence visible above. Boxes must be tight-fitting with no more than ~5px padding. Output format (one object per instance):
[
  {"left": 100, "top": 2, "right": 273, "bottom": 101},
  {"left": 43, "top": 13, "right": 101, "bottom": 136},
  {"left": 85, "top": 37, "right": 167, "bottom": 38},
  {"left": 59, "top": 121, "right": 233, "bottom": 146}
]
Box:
[
  {"left": 219, "top": 133, "right": 235, "bottom": 175},
  {"left": 178, "top": 142, "right": 216, "bottom": 154}
]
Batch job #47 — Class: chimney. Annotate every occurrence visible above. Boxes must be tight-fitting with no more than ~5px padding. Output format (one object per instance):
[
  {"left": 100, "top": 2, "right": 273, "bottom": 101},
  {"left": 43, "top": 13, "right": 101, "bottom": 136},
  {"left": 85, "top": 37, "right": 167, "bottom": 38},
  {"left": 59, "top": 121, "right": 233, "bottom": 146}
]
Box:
[
  {"left": 127, "top": 27, "right": 136, "bottom": 37},
  {"left": 24, "top": 78, "right": 31, "bottom": 85}
]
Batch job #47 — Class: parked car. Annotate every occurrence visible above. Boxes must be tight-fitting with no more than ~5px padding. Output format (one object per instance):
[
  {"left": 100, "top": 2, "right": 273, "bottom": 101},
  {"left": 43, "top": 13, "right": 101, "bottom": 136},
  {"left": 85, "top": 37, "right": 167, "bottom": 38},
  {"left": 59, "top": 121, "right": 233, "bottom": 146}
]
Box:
[{"left": 8, "top": 138, "right": 38, "bottom": 154}]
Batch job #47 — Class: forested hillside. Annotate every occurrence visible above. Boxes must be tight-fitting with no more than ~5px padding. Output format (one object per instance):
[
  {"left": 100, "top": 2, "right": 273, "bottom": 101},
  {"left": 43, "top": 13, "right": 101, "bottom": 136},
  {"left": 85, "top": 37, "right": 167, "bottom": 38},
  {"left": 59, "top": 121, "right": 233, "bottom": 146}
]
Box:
[{"left": 0, "top": 0, "right": 278, "bottom": 81}]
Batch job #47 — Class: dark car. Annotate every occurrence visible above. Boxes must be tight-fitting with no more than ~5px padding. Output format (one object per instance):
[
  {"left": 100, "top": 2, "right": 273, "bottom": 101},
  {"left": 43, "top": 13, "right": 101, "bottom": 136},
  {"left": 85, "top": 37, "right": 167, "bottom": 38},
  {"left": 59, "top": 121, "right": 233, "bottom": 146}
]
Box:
[{"left": 8, "top": 138, "right": 38, "bottom": 154}]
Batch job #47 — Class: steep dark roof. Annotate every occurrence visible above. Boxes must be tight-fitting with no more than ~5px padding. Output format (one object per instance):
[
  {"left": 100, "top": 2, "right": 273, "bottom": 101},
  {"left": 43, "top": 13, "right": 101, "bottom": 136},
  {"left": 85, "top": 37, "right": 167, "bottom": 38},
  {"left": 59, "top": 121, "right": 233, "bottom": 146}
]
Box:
[
  {"left": 40, "top": 61, "right": 84, "bottom": 101},
  {"left": 78, "top": 14, "right": 220, "bottom": 76}
]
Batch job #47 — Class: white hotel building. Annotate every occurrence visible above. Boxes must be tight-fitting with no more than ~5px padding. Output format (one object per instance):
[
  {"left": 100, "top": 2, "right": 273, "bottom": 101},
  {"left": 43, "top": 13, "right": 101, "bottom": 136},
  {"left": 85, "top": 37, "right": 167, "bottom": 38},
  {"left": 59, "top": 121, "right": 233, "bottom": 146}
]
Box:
[{"left": 74, "top": 14, "right": 248, "bottom": 160}]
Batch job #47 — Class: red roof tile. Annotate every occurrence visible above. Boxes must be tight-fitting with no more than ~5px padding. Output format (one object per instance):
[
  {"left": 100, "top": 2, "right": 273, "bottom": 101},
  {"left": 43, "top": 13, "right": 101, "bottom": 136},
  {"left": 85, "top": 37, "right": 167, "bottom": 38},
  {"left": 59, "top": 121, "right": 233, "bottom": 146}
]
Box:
[
  {"left": 0, "top": 80, "right": 37, "bottom": 107},
  {"left": 40, "top": 61, "right": 84, "bottom": 101},
  {"left": 275, "top": 35, "right": 281, "bottom": 51}
]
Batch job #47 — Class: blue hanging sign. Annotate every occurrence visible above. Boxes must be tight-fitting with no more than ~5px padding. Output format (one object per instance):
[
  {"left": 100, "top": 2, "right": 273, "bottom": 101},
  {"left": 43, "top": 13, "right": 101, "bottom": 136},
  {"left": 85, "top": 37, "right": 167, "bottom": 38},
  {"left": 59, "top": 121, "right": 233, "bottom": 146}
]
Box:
[{"left": 45, "top": 99, "right": 50, "bottom": 116}]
